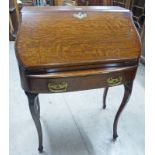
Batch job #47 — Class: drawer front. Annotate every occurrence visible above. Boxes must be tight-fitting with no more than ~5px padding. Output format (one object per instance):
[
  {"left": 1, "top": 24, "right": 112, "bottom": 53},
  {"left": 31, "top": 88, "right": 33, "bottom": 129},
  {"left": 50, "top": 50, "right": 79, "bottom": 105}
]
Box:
[{"left": 23, "top": 67, "right": 137, "bottom": 93}]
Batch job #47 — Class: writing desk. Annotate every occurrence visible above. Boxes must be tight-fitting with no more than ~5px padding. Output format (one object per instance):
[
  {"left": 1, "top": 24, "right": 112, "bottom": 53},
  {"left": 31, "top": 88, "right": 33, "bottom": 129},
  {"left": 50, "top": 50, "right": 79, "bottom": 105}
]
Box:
[{"left": 15, "top": 6, "right": 141, "bottom": 152}]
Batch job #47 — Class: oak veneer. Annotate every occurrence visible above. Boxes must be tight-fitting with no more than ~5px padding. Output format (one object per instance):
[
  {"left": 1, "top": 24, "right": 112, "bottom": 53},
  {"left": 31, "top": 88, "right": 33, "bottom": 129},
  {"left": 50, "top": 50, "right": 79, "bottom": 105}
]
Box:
[{"left": 15, "top": 6, "right": 141, "bottom": 152}]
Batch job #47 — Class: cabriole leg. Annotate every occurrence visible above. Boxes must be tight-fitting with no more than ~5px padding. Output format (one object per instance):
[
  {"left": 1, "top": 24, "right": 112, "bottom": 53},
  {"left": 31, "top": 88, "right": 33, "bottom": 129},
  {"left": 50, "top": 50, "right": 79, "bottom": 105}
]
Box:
[
  {"left": 103, "top": 87, "right": 109, "bottom": 109},
  {"left": 25, "top": 92, "right": 43, "bottom": 152},
  {"left": 35, "top": 96, "right": 40, "bottom": 118},
  {"left": 113, "top": 81, "right": 133, "bottom": 140}
]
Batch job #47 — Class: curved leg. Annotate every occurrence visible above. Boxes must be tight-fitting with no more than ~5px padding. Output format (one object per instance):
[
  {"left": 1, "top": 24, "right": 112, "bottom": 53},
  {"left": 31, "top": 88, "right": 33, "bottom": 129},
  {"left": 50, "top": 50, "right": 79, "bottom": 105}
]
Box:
[
  {"left": 103, "top": 87, "right": 109, "bottom": 109},
  {"left": 113, "top": 81, "right": 133, "bottom": 140},
  {"left": 25, "top": 92, "right": 43, "bottom": 152},
  {"left": 35, "top": 96, "right": 40, "bottom": 118}
]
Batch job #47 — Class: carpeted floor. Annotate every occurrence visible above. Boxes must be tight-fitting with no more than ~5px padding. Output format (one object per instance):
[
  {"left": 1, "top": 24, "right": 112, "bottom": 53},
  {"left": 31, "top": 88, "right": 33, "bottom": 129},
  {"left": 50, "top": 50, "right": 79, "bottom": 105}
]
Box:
[{"left": 9, "top": 41, "right": 144, "bottom": 155}]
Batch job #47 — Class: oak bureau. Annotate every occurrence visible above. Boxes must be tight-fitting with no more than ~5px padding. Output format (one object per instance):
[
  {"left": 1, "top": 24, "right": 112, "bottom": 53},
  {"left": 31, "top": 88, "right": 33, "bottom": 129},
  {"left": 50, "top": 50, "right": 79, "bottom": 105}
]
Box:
[{"left": 15, "top": 6, "right": 141, "bottom": 152}]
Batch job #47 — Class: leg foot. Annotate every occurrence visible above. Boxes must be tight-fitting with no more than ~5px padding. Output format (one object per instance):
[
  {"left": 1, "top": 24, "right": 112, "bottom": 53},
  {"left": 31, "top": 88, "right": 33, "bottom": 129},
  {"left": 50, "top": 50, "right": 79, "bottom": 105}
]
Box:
[
  {"left": 103, "top": 88, "right": 108, "bottom": 109},
  {"left": 25, "top": 92, "right": 43, "bottom": 152},
  {"left": 113, "top": 81, "right": 133, "bottom": 140},
  {"left": 38, "top": 146, "right": 43, "bottom": 153},
  {"left": 113, "top": 133, "right": 118, "bottom": 140}
]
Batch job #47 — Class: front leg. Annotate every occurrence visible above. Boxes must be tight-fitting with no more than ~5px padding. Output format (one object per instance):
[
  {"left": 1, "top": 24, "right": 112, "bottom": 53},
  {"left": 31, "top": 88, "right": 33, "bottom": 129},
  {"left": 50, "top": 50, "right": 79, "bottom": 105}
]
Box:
[
  {"left": 25, "top": 92, "right": 43, "bottom": 152},
  {"left": 35, "top": 96, "right": 40, "bottom": 118},
  {"left": 103, "top": 87, "right": 109, "bottom": 109},
  {"left": 113, "top": 81, "right": 133, "bottom": 140}
]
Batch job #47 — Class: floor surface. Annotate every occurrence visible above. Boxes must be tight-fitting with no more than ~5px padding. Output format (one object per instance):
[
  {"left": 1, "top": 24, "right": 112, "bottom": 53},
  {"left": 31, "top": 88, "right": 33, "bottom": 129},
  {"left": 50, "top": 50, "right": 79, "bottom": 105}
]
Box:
[{"left": 9, "top": 41, "right": 145, "bottom": 155}]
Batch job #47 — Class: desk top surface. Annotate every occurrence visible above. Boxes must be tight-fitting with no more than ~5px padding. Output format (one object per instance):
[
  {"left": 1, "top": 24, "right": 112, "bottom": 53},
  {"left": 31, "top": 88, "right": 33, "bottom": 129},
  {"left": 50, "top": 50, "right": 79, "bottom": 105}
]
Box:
[{"left": 15, "top": 6, "right": 141, "bottom": 71}]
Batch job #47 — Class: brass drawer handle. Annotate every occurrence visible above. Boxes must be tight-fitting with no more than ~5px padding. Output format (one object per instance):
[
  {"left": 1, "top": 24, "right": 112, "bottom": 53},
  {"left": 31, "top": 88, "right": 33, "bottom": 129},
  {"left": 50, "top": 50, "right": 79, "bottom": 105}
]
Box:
[
  {"left": 107, "top": 76, "right": 122, "bottom": 86},
  {"left": 48, "top": 81, "right": 68, "bottom": 93}
]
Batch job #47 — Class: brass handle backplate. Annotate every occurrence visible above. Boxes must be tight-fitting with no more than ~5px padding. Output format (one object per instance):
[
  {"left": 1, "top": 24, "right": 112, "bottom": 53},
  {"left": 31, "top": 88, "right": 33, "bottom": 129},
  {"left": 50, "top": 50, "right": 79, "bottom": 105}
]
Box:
[
  {"left": 107, "top": 76, "right": 123, "bottom": 87},
  {"left": 48, "top": 81, "right": 68, "bottom": 93}
]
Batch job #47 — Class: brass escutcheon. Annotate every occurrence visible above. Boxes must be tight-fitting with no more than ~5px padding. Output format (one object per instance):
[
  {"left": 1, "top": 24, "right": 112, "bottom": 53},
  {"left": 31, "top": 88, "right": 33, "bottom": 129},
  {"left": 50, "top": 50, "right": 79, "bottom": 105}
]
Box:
[
  {"left": 48, "top": 81, "right": 68, "bottom": 93},
  {"left": 107, "top": 76, "right": 123, "bottom": 87},
  {"left": 73, "top": 12, "right": 87, "bottom": 19}
]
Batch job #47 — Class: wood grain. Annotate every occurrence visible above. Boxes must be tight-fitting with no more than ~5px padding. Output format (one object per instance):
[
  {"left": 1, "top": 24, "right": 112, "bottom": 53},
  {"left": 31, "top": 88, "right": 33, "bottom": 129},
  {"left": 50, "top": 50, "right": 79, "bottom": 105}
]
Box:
[
  {"left": 14, "top": 7, "right": 142, "bottom": 149},
  {"left": 19, "top": 66, "right": 137, "bottom": 93},
  {"left": 15, "top": 6, "right": 141, "bottom": 71}
]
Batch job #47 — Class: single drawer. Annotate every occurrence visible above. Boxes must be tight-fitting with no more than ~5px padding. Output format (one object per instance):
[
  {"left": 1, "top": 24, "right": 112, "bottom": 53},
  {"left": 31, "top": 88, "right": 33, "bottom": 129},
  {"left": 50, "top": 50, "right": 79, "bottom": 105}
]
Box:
[{"left": 22, "top": 66, "right": 137, "bottom": 93}]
